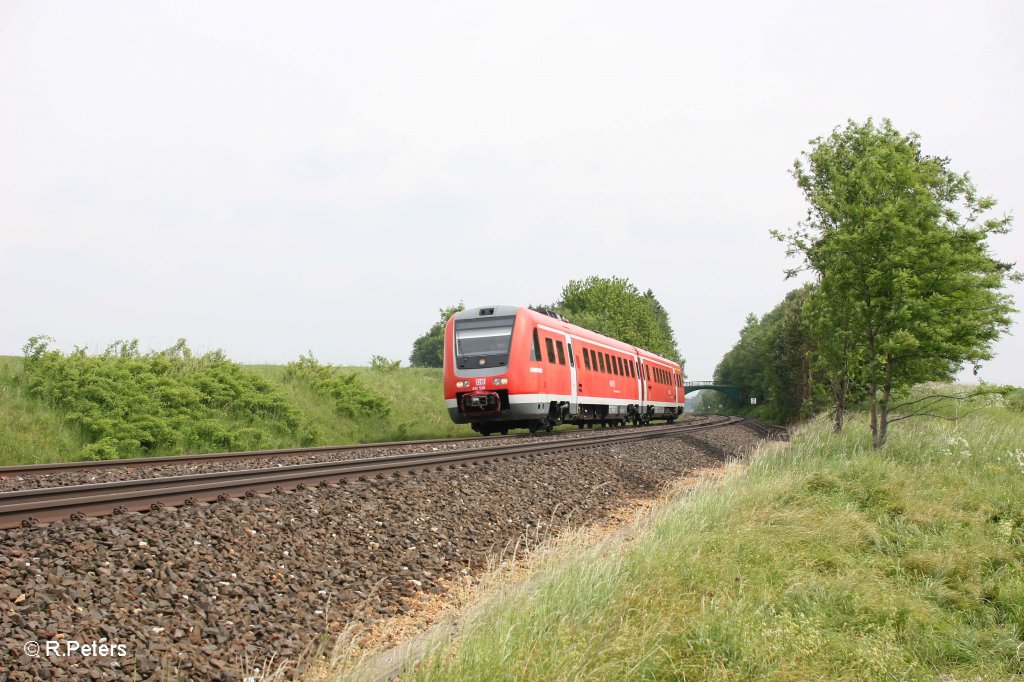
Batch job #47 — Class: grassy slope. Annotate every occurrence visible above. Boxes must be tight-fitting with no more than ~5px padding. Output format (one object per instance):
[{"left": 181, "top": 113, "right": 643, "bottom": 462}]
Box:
[
  {"left": 0, "top": 356, "right": 88, "bottom": 465},
  {"left": 0, "top": 356, "right": 471, "bottom": 466},
  {"left": 412, "top": 392, "right": 1024, "bottom": 681},
  {"left": 246, "top": 364, "right": 471, "bottom": 445}
]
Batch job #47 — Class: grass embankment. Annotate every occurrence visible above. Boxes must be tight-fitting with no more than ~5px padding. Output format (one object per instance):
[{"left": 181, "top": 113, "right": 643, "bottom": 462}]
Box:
[
  {"left": 0, "top": 346, "right": 470, "bottom": 466},
  {"left": 411, "top": 391, "right": 1024, "bottom": 681}
]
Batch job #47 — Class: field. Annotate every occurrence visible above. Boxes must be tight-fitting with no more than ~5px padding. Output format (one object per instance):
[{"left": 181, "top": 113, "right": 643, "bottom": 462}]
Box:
[
  {"left": 408, "top": 388, "right": 1024, "bottom": 681},
  {"left": 0, "top": 353, "right": 471, "bottom": 466}
]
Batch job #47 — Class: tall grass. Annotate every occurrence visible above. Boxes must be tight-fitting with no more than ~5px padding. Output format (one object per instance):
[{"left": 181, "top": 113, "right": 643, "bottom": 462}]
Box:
[{"left": 411, "top": 394, "right": 1024, "bottom": 681}]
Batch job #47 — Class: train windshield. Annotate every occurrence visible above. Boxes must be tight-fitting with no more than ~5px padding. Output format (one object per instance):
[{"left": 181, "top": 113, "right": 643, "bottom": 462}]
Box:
[{"left": 454, "top": 316, "right": 514, "bottom": 368}]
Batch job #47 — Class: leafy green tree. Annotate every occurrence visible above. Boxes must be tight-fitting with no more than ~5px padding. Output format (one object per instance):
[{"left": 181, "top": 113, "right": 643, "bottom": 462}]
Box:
[
  {"left": 774, "top": 118, "right": 1020, "bottom": 447},
  {"left": 554, "top": 276, "right": 683, "bottom": 366},
  {"left": 409, "top": 302, "right": 465, "bottom": 368}
]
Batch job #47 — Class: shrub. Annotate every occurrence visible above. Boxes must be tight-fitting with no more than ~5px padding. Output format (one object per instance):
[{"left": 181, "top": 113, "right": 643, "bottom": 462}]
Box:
[
  {"left": 370, "top": 355, "right": 401, "bottom": 372},
  {"left": 21, "top": 336, "right": 307, "bottom": 458}
]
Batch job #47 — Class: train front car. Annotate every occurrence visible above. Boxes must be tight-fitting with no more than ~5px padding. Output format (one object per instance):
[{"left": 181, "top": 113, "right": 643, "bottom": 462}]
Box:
[{"left": 443, "top": 305, "right": 547, "bottom": 435}]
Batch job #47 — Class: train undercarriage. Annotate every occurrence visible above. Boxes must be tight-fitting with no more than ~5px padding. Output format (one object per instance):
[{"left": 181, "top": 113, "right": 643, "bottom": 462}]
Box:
[{"left": 468, "top": 400, "right": 680, "bottom": 436}]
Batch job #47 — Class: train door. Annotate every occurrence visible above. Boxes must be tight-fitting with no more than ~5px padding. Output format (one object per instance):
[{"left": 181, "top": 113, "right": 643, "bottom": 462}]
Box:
[
  {"left": 633, "top": 355, "right": 642, "bottom": 405},
  {"left": 565, "top": 335, "right": 578, "bottom": 415},
  {"left": 638, "top": 358, "right": 646, "bottom": 410}
]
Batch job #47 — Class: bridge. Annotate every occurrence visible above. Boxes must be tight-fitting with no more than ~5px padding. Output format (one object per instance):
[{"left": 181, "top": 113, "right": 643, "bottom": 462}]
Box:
[{"left": 683, "top": 381, "right": 743, "bottom": 405}]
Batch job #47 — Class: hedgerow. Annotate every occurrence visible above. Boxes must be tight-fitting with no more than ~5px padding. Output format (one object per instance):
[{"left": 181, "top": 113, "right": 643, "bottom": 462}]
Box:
[
  {"left": 21, "top": 336, "right": 311, "bottom": 459},
  {"left": 284, "top": 354, "right": 390, "bottom": 418}
]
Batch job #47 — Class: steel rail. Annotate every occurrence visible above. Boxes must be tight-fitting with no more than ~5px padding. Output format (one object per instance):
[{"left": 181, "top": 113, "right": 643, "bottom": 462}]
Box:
[
  {"left": 0, "top": 416, "right": 744, "bottom": 529},
  {"left": 0, "top": 421, "right": 705, "bottom": 478},
  {"left": 0, "top": 432, "right": 558, "bottom": 478}
]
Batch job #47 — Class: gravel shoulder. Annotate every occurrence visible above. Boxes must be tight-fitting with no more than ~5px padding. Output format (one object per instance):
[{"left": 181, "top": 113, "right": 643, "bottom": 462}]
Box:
[{"left": 0, "top": 422, "right": 762, "bottom": 680}]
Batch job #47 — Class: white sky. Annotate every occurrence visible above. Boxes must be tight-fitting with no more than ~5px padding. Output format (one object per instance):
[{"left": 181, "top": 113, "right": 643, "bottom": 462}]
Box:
[{"left": 2, "top": 1, "right": 1022, "bottom": 384}]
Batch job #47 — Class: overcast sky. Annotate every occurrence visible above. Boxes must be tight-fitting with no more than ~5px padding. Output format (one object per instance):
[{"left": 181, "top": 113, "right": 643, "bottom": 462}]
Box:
[{"left": 2, "top": 1, "right": 1022, "bottom": 385}]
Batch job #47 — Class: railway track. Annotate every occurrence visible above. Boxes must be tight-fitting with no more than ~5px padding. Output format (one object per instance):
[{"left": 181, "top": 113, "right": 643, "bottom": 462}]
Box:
[
  {"left": 0, "top": 429, "right": 609, "bottom": 479},
  {"left": 737, "top": 419, "right": 790, "bottom": 441},
  {"left": 0, "top": 415, "right": 745, "bottom": 529}
]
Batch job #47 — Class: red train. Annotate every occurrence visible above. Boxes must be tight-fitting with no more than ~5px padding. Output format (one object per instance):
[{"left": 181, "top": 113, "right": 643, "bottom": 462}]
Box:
[{"left": 443, "top": 305, "right": 684, "bottom": 435}]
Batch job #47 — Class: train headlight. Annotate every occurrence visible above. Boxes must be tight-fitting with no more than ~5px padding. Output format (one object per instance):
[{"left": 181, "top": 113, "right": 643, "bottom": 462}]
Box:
[
  {"left": 494, "top": 377, "right": 508, "bottom": 385},
  {"left": 455, "top": 380, "right": 469, "bottom": 388}
]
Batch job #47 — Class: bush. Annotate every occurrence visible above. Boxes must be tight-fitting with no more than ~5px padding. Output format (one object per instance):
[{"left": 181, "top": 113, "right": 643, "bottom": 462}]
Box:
[
  {"left": 370, "top": 355, "right": 401, "bottom": 372},
  {"left": 21, "top": 336, "right": 307, "bottom": 458}
]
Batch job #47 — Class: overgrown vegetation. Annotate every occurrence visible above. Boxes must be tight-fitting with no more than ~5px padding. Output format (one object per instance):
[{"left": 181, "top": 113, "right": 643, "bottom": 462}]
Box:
[
  {"left": 412, "top": 387, "right": 1024, "bottom": 681},
  {"left": 0, "top": 340, "right": 471, "bottom": 466},
  {"left": 18, "top": 337, "right": 309, "bottom": 460}
]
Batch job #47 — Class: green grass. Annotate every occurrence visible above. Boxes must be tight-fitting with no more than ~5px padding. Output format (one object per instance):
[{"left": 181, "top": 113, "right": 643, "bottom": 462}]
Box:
[
  {"left": 409, "top": 389, "right": 1024, "bottom": 681},
  {"left": 248, "top": 364, "right": 471, "bottom": 444},
  {"left": 0, "top": 354, "right": 471, "bottom": 466}
]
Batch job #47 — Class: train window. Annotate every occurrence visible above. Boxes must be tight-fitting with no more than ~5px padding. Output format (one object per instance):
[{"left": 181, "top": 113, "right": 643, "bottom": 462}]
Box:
[
  {"left": 532, "top": 329, "right": 542, "bottom": 362},
  {"left": 545, "top": 338, "right": 556, "bottom": 363},
  {"left": 644, "top": 365, "right": 649, "bottom": 381},
  {"left": 598, "top": 352, "right": 606, "bottom": 373},
  {"left": 616, "top": 357, "right": 623, "bottom": 376},
  {"left": 583, "top": 348, "right": 591, "bottom": 370},
  {"left": 556, "top": 341, "right": 566, "bottom": 365},
  {"left": 567, "top": 342, "right": 575, "bottom": 368},
  {"left": 604, "top": 353, "right": 612, "bottom": 374},
  {"left": 628, "top": 361, "right": 634, "bottom": 378},
  {"left": 611, "top": 357, "right": 618, "bottom": 375}
]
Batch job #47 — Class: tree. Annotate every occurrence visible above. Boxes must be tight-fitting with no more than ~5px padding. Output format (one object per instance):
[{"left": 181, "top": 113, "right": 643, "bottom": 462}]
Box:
[
  {"left": 409, "top": 302, "right": 465, "bottom": 368},
  {"left": 554, "top": 276, "right": 683, "bottom": 367},
  {"left": 773, "top": 118, "right": 1019, "bottom": 447},
  {"left": 714, "top": 286, "right": 813, "bottom": 422}
]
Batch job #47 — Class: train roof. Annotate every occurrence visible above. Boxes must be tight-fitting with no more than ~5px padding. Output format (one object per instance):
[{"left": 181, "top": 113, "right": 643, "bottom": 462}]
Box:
[{"left": 452, "top": 304, "right": 681, "bottom": 369}]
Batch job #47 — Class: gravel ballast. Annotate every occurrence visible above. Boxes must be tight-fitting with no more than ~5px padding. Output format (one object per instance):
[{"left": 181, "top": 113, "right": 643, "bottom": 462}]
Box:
[{"left": 0, "top": 423, "right": 763, "bottom": 680}]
